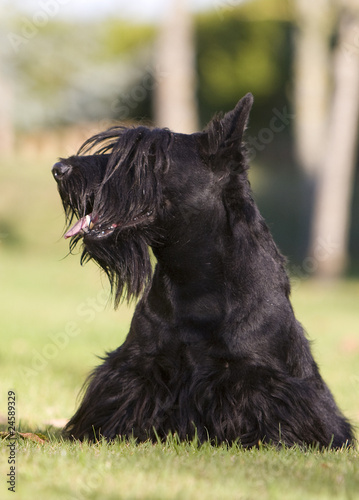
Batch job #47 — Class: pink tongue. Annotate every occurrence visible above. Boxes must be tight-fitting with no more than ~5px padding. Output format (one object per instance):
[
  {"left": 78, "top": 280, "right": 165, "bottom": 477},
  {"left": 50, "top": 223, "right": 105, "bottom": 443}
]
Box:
[{"left": 64, "top": 214, "right": 91, "bottom": 239}]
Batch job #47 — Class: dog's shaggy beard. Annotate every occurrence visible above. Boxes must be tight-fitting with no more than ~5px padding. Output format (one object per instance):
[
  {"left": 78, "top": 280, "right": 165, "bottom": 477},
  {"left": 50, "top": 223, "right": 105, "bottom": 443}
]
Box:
[
  {"left": 64, "top": 126, "right": 173, "bottom": 305},
  {"left": 80, "top": 229, "right": 153, "bottom": 305}
]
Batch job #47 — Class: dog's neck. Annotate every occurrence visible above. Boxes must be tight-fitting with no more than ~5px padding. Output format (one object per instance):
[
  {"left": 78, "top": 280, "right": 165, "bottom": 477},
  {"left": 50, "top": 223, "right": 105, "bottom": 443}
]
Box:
[
  {"left": 153, "top": 209, "right": 228, "bottom": 286},
  {"left": 149, "top": 205, "right": 291, "bottom": 339}
]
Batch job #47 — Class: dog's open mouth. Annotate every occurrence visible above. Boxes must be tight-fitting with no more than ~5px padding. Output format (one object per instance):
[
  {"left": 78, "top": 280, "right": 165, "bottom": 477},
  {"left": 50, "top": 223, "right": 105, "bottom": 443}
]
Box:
[
  {"left": 64, "top": 213, "right": 116, "bottom": 240},
  {"left": 64, "top": 211, "right": 154, "bottom": 240}
]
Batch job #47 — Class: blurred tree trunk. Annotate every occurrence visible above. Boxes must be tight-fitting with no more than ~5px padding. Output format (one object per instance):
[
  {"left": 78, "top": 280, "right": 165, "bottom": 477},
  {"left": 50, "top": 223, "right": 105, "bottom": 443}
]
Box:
[
  {"left": 0, "top": 75, "right": 14, "bottom": 155},
  {"left": 293, "top": 0, "right": 333, "bottom": 176},
  {"left": 154, "top": 0, "right": 198, "bottom": 133},
  {"left": 308, "top": 2, "right": 359, "bottom": 279},
  {"left": 0, "top": 6, "right": 14, "bottom": 154}
]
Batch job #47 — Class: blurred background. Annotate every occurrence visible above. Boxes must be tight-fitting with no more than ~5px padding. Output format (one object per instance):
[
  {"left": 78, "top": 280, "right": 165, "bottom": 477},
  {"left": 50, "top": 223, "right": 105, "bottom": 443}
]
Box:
[
  {"left": 0, "top": 0, "right": 358, "bottom": 430},
  {"left": 1, "top": 0, "right": 359, "bottom": 276}
]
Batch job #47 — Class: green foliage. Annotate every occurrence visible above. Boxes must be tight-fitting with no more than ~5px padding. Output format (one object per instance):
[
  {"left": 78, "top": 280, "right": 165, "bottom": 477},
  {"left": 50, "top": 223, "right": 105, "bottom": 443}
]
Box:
[
  {"left": 4, "top": 2, "right": 293, "bottom": 130},
  {"left": 196, "top": 6, "right": 292, "bottom": 126},
  {"left": 5, "top": 16, "right": 156, "bottom": 129},
  {"left": 98, "top": 19, "right": 155, "bottom": 61}
]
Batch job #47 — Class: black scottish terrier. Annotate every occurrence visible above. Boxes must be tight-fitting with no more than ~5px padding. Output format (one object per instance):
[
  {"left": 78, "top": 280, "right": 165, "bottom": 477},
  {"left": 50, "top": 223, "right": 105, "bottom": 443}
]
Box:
[{"left": 52, "top": 94, "right": 353, "bottom": 448}]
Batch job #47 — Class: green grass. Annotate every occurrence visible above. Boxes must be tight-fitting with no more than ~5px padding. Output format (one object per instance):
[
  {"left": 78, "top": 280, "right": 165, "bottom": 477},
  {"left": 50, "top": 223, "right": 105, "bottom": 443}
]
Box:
[
  {"left": 0, "top": 153, "right": 359, "bottom": 499},
  {"left": 1, "top": 438, "right": 359, "bottom": 500}
]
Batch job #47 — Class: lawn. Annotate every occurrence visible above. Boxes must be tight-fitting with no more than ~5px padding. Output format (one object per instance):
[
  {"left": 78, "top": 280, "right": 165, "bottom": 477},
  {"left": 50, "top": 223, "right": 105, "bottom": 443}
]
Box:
[{"left": 0, "top": 153, "right": 358, "bottom": 499}]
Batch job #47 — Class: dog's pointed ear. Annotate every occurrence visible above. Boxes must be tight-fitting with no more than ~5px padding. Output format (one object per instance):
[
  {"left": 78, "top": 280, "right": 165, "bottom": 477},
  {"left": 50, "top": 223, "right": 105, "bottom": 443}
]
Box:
[
  {"left": 199, "top": 93, "right": 253, "bottom": 169},
  {"left": 220, "top": 92, "right": 253, "bottom": 144}
]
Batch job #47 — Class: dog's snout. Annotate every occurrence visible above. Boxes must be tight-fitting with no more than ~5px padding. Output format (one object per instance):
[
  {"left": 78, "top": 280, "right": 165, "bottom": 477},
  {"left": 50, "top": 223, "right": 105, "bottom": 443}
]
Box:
[{"left": 52, "top": 162, "right": 71, "bottom": 181}]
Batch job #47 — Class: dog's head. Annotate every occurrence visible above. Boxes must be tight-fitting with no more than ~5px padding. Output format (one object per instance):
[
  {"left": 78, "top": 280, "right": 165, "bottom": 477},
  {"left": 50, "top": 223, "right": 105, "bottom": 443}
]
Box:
[
  {"left": 53, "top": 125, "right": 174, "bottom": 303},
  {"left": 53, "top": 93, "right": 254, "bottom": 303}
]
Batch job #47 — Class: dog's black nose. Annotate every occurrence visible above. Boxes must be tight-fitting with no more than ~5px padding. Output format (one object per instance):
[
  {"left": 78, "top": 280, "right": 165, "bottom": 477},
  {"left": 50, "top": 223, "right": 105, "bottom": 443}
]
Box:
[{"left": 52, "top": 162, "right": 71, "bottom": 181}]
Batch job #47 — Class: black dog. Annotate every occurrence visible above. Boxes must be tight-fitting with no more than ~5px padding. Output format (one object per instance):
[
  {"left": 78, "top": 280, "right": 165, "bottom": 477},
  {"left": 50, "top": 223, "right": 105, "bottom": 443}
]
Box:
[{"left": 52, "top": 94, "right": 353, "bottom": 448}]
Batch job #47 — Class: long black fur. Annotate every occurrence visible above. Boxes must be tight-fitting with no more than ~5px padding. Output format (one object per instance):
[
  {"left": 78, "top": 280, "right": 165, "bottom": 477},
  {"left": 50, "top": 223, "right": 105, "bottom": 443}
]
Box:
[{"left": 53, "top": 94, "right": 354, "bottom": 448}]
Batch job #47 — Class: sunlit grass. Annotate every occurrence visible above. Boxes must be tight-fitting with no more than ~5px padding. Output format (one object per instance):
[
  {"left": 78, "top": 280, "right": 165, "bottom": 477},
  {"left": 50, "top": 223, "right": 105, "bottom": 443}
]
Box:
[{"left": 0, "top": 435, "right": 358, "bottom": 500}]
